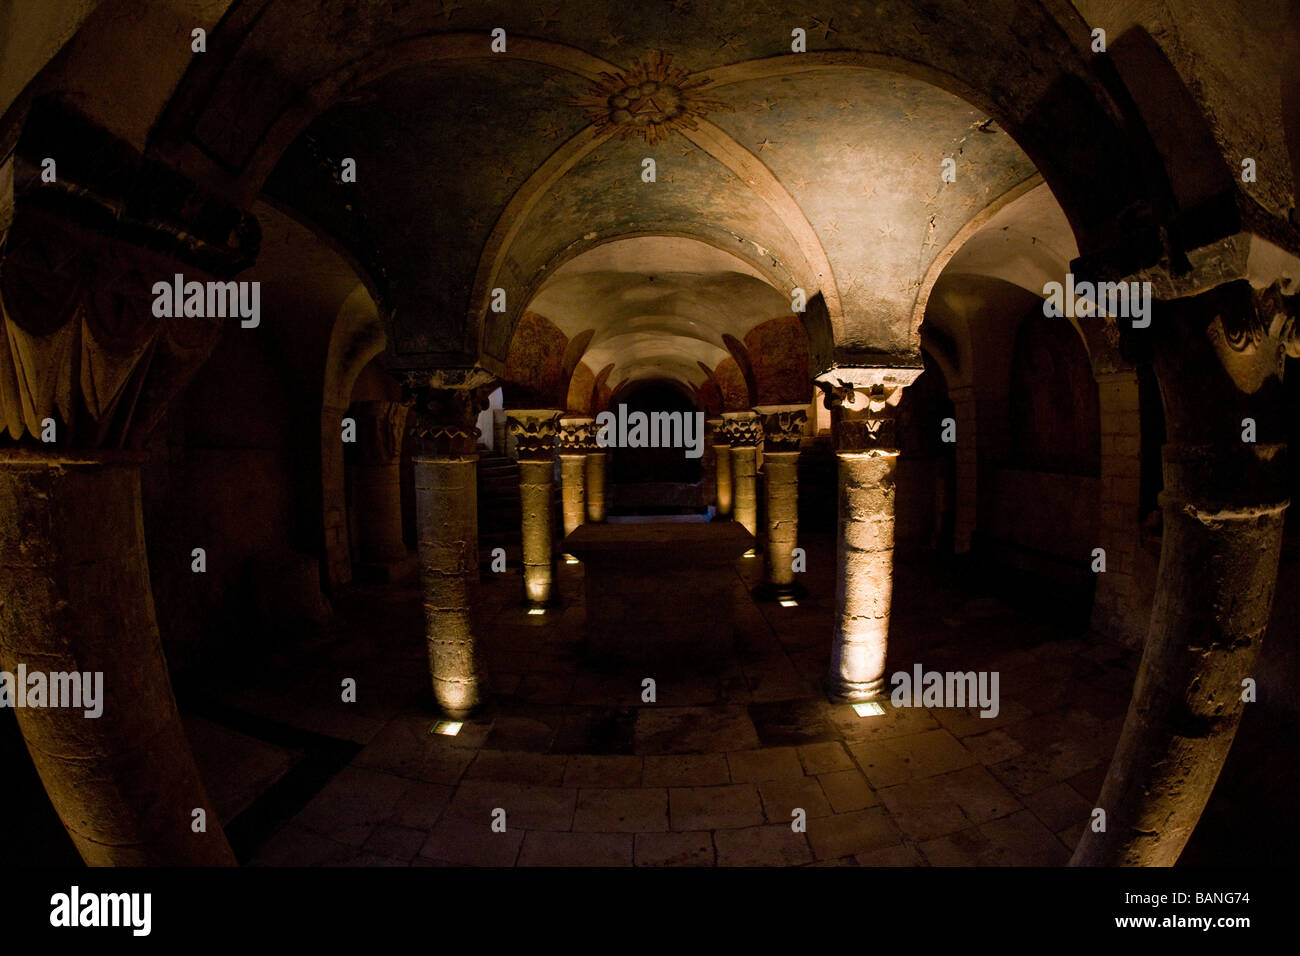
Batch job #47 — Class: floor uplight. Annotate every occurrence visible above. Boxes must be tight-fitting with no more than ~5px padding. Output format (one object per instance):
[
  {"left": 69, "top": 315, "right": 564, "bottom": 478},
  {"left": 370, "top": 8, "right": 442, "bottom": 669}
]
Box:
[{"left": 853, "top": 701, "right": 886, "bottom": 717}]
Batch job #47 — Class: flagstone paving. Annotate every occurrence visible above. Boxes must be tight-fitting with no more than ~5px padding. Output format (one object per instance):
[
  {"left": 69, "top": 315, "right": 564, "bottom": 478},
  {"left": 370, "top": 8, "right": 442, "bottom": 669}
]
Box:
[{"left": 188, "top": 531, "right": 1145, "bottom": 867}]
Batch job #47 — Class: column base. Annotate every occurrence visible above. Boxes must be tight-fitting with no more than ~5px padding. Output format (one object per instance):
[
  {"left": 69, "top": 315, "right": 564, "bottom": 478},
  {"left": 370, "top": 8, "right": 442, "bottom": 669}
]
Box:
[
  {"left": 825, "top": 676, "right": 888, "bottom": 704},
  {"left": 523, "top": 593, "right": 564, "bottom": 612}
]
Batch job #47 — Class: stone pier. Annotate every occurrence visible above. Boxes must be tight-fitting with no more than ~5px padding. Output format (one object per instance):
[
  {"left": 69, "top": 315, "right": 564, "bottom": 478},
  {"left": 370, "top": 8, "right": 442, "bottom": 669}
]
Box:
[
  {"left": 706, "top": 417, "right": 726, "bottom": 515},
  {"left": 408, "top": 382, "right": 492, "bottom": 718},
  {"left": 508, "top": 409, "right": 562, "bottom": 605},
  {"left": 558, "top": 416, "right": 593, "bottom": 560},
  {"left": 585, "top": 447, "right": 608, "bottom": 523},
  {"left": 755, "top": 404, "right": 808, "bottom": 598},
  {"left": 820, "top": 366, "right": 923, "bottom": 701},
  {"left": 0, "top": 452, "right": 237, "bottom": 865},
  {"left": 720, "top": 411, "right": 762, "bottom": 541},
  {"left": 1072, "top": 246, "right": 1295, "bottom": 866}
]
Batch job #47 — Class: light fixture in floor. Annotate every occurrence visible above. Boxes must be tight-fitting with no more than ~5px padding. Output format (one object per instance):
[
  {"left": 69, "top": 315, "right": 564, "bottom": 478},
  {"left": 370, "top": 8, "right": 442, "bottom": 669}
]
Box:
[
  {"left": 743, "top": 549, "right": 757, "bottom": 558},
  {"left": 564, "top": 556, "right": 580, "bottom": 564},
  {"left": 853, "top": 701, "right": 886, "bottom": 717},
  {"left": 779, "top": 598, "right": 798, "bottom": 607},
  {"left": 528, "top": 607, "right": 546, "bottom": 615},
  {"left": 431, "top": 720, "right": 462, "bottom": 736}
]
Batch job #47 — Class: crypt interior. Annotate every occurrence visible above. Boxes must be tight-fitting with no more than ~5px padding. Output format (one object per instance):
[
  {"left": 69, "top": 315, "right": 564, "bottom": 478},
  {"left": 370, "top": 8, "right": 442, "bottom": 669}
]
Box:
[{"left": 1, "top": 0, "right": 1299, "bottom": 868}]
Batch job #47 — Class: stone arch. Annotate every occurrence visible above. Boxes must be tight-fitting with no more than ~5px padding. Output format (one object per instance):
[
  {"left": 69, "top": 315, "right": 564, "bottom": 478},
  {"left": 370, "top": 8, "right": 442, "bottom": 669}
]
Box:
[
  {"left": 720, "top": 334, "right": 758, "bottom": 408},
  {"left": 713, "top": 357, "right": 751, "bottom": 412},
  {"left": 484, "top": 229, "right": 811, "bottom": 371},
  {"left": 147, "top": 6, "right": 1194, "bottom": 369}
]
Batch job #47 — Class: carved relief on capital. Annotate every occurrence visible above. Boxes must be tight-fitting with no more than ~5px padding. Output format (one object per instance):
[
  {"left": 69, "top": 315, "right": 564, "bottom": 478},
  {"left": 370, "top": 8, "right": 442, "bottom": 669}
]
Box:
[
  {"left": 406, "top": 386, "right": 487, "bottom": 459},
  {"left": 756, "top": 406, "right": 808, "bottom": 452},
  {"left": 0, "top": 209, "right": 222, "bottom": 448},
  {"left": 507, "top": 410, "right": 561, "bottom": 460},
  {"left": 822, "top": 383, "right": 906, "bottom": 454},
  {"left": 1204, "top": 280, "right": 1295, "bottom": 394},
  {"left": 719, "top": 412, "right": 763, "bottom": 448},
  {"left": 557, "top": 417, "right": 595, "bottom": 454}
]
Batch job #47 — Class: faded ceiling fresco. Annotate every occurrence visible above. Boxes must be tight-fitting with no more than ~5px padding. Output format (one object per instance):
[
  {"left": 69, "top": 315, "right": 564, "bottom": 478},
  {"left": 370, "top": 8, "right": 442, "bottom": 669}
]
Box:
[
  {"left": 107, "top": 0, "right": 1285, "bottom": 398},
  {"left": 272, "top": 50, "right": 1038, "bottom": 392}
]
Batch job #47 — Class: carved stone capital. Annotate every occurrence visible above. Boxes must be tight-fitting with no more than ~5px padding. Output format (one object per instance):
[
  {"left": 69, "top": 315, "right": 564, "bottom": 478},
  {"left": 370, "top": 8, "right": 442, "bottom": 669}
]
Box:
[
  {"left": 507, "top": 409, "right": 562, "bottom": 461},
  {"left": 707, "top": 418, "right": 728, "bottom": 446},
  {"left": 0, "top": 206, "right": 224, "bottom": 448},
  {"left": 558, "top": 416, "right": 595, "bottom": 454},
  {"left": 754, "top": 404, "right": 808, "bottom": 452},
  {"left": 394, "top": 365, "right": 497, "bottom": 393},
  {"left": 812, "top": 371, "right": 917, "bottom": 454},
  {"left": 719, "top": 411, "right": 762, "bottom": 448},
  {"left": 406, "top": 386, "right": 486, "bottom": 460},
  {"left": 814, "top": 363, "right": 925, "bottom": 399}
]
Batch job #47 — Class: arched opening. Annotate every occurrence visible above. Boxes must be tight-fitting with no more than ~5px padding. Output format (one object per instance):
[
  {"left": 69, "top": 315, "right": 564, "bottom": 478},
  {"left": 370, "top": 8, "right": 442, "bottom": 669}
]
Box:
[{"left": 607, "top": 380, "right": 704, "bottom": 513}]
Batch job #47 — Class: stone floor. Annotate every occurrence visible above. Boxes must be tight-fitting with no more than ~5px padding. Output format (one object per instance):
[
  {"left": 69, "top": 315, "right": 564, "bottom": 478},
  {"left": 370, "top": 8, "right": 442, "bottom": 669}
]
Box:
[{"left": 180, "top": 528, "right": 1152, "bottom": 867}]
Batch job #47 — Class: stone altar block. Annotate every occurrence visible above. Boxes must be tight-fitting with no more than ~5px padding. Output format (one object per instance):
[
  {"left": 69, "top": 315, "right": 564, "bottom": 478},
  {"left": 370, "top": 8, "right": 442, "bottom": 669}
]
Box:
[{"left": 564, "top": 522, "right": 756, "bottom": 666}]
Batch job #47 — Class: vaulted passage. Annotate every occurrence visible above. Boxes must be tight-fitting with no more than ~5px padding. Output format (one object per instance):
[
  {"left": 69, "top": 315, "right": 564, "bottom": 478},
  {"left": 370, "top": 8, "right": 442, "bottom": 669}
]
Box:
[{"left": 2, "top": 0, "right": 1299, "bottom": 878}]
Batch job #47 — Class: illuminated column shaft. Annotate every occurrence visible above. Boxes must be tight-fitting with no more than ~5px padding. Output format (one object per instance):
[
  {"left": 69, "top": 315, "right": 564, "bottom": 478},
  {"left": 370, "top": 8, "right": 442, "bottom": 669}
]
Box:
[
  {"left": 1072, "top": 277, "right": 1291, "bottom": 866},
  {"left": 822, "top": 370, "right": 921, "bottom": 701},
  {"left": 509, "top": 410, "right": 561, "bottom": 605},
  {"left": 410, "top": 385, "right": 490, "bottom": 718},
  {"left": 558, "top": 417, "right": 593, "bottom": 555},
  {"left": 352, "top": 400, "right": 409, "bottom": 564},
  {"left": 559, "top": 456, "right": 586, "bottom": 535},
  {"left": 757, "top": 405, "right": 807, "bottom": 591},
  {"left": 585, "top": 451, "right": 607, "bottom": 523},
  {"left": 703, "top": 417, "right": 723, "bottom": 509},
  {"left": 830, "top": 449, "right": 898, "bottom": 699},
  {"left": 0, "top": 452, "right": 234, "bottom": 865},
  {"left": 714, "top": 436, "right": 734, "bottom": 517},
  {"left": 721, "top": 411, "right": 761, "bottom": 536}
]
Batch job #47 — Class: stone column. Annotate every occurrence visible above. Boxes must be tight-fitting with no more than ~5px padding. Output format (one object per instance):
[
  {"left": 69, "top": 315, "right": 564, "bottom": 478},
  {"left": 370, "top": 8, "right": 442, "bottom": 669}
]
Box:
[
  {"left": 703, "top": 417, "right": 723, "bottom": 511},
  {"left": 585, "top": 447, "right": 608, "bottom": 523},
  {"left": 0, "top": 451, "right": 236, "bottom": 865},
  {"left": 407, "top": 381, "right": 492, "bottom": 718},
  {"left": 721, "top": 411, "right": 762, "bottom": 539},
  {"left": 350, "top": 400, "right": 414, "bottom": 581},
  {"left": 509, "top": 409, "right": 562, "bottom": 606},
  {"left": 558, "top": 416, "right": 593, "bottom": 560},
  {"left": 1071, "top": 238, "right": 1297, "bottom": 866},
  {"left": 0, "top": 182, "right": 252, "bottom": 864},
  {"left": 819, "top": 367, "right": 923, "bottom": 701},
  {"left": 947, "top": 385, "right": 979, "bottom": 554},
  {"left": 711, "top": 419, "right": 733, "bottom": 518},
  {"left": 755, "top": 405, "right": 808, "bottom": 598}
]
